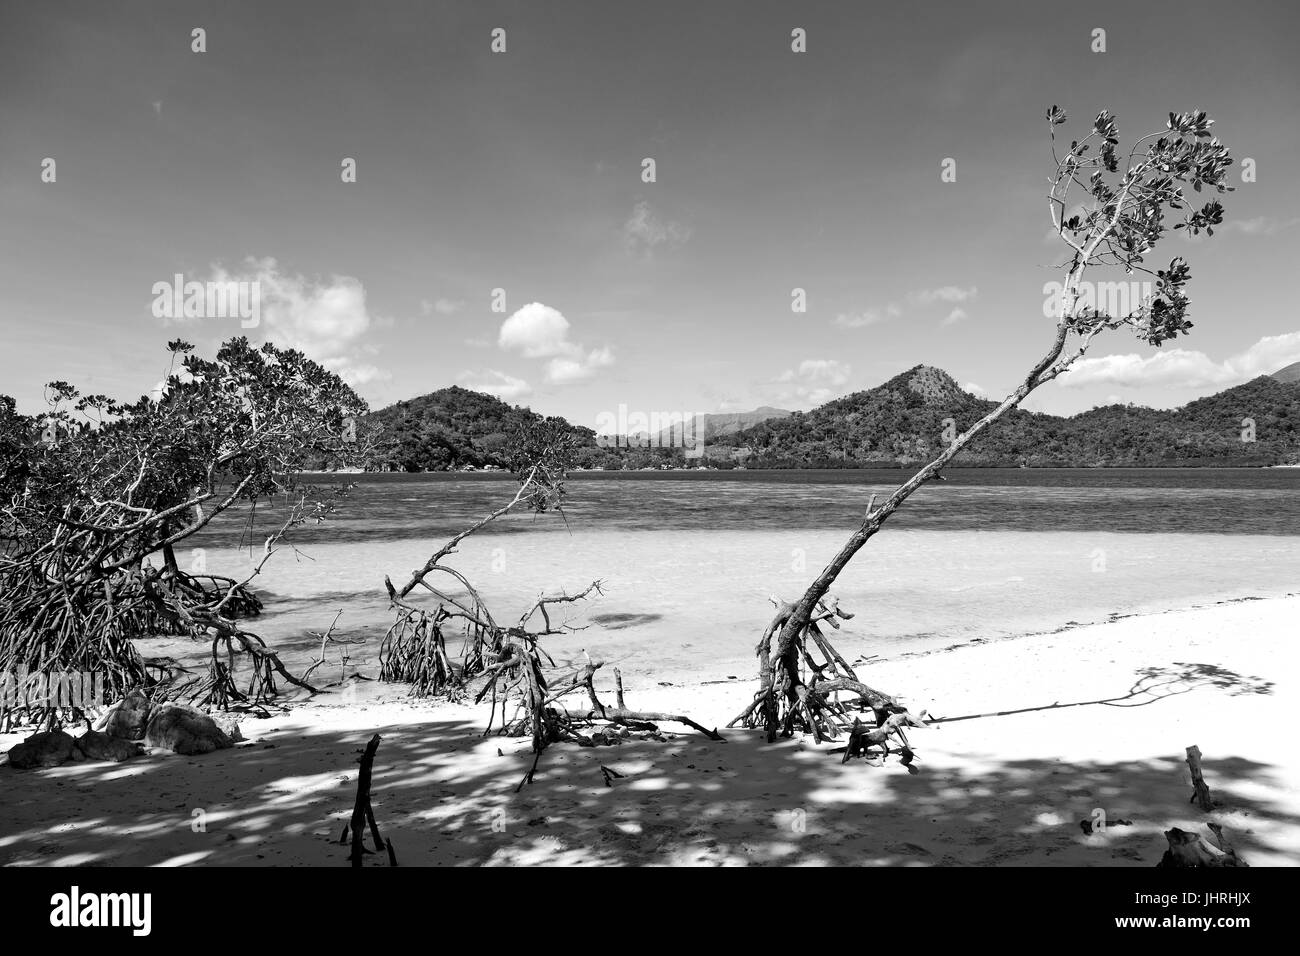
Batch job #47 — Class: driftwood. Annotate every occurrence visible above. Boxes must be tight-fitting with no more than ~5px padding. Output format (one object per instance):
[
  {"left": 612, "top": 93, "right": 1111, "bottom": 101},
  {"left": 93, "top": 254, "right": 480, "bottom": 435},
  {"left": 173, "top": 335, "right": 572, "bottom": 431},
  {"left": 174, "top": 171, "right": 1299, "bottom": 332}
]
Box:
[
  {"left": 484, "top": 654, "right": 722, "bottom": 791},
  {"left": 379, "top": 430, "right": 575, "bottom": 700},
  {"left": 378, "top": 424, "right": 719, "bottom": 791},
  {"left": 579, "top": 662, "right": 723, "bottom": 741},
  {"left": 340, "top": 734, "right": 396, "bottom": 867},
  {"left": 1155, "top": 746, "right": 1246, "bottom": 867},
  {"left": 1158, "top": 823, "right": 1247, "bottom": 868},
  {"left": 1185, "top": 744, "right": 1215, "bottom": 811}
]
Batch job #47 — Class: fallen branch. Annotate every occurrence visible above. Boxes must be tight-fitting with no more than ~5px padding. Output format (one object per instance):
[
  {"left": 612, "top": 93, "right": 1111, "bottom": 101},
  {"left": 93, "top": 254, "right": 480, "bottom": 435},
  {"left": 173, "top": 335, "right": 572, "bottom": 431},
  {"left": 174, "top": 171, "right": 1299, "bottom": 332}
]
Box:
[{"left": 1158, "top": 823, "right": 1247, "bottom": 868}]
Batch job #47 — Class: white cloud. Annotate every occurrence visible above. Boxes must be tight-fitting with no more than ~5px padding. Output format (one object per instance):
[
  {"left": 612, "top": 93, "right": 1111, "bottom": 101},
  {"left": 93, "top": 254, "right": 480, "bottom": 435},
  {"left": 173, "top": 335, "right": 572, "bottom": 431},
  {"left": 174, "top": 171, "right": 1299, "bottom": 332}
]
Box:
[
  {"left": 458, "top": 369, "right": 532, "bottom": 401},
  {"left": 1061, "top": 332, "right": 1300, "bottom": 389},
  {"left": 772, "top": 359, "right": 851, "bottom": 407},
  {"left": 963, "top": 381, "right": 987, "bottom": 397},
  {"left": 211, "top": 257, "right": 388, "bottom": 387},
  {"left": 546, "top": 348, "right": 615, "bottom": 385},
  {"left": 836, "top": 288, "right": 975, "bottom": 330},
  {"left": 499, "top": 302, "right": 577, "bottom": 358},
  {"left": 423, "top": 297, "right": 464, "bottom": 316},
  {"left": 498, "top": 302, "right": 614, "bottom": 385},
  {"left": 778, "top": 359, "right": 851, "bottom": 386},
  {"left": 1219, "top": 216, "right": 1300, "bottom": 237},
  {"left": 908, "top": 286, "right": 977, "bottom": 306},
  {"left": 622, "top": 200, "right": 692, "bottom": 255},
  {"left": 834, "top": 309, "right": 889, "bottom": 329}
]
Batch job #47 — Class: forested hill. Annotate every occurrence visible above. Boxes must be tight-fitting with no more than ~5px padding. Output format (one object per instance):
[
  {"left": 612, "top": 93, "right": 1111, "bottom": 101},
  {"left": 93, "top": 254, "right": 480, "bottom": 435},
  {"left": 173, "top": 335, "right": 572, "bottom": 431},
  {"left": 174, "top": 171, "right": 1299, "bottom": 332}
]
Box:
[
  {"left": 727, "top": 365, "right": 1300, "bottom": 468},
  {"left": 364, "top": 386, "right": 595, "bottom": 471},
  {"left": 361, "top": 366, "right": 1300, "bottom": 472}
]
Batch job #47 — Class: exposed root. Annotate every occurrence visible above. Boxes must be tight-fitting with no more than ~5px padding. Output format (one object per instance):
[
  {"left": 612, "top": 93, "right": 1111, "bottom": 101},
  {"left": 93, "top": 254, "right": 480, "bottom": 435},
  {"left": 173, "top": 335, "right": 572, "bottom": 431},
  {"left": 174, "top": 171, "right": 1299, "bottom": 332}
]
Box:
[
  {"left": 730, "top": 595, "right": 926, "bottom": 767},
  {"left": 481, "top": 652, "right": 722, "bottom": 790}
]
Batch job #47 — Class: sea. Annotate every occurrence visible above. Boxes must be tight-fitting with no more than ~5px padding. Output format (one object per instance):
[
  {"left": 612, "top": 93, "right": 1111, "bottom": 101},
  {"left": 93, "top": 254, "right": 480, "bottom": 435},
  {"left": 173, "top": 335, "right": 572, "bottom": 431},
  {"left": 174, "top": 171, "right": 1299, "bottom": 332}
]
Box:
[{"left": 174, "top": 468, "right": 1300, "bottom": 682}]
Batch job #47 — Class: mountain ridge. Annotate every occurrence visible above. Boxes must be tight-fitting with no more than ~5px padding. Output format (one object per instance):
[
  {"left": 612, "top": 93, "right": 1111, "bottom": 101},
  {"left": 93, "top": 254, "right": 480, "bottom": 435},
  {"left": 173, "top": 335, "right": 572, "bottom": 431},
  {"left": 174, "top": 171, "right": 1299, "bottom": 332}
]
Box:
[
  {"left": 724, "top": 363, "right": 1300, "bottom": 468},
  {"left": 361, "top": 364, "right": 1300, "bottom": 471}
]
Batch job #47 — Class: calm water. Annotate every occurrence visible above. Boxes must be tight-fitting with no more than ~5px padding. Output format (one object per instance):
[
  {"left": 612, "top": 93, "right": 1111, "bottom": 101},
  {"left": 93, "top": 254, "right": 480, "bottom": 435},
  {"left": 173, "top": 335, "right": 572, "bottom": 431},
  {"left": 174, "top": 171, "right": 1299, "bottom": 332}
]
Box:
[
  {"left": 197, "top": 467, "right": 1300, "bottom": 545},
  {"left": 171, "top": 469, "right": 1300, "bottom": 680}
]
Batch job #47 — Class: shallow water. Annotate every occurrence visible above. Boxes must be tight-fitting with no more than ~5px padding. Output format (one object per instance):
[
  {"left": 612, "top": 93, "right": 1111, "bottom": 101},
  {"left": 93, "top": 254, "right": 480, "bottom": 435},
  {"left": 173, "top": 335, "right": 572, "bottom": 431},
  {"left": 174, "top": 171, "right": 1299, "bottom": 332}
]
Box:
[{"left": 173, "top": 470, "right": 1300, "bottom": 683}]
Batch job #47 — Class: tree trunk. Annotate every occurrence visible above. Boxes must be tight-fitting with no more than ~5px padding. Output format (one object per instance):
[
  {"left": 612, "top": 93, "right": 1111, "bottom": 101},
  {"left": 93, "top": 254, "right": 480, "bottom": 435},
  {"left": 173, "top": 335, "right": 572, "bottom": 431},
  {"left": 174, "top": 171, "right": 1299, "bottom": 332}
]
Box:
[{"left": 748, "top": 263, "right": 1088, "bottom": 743}]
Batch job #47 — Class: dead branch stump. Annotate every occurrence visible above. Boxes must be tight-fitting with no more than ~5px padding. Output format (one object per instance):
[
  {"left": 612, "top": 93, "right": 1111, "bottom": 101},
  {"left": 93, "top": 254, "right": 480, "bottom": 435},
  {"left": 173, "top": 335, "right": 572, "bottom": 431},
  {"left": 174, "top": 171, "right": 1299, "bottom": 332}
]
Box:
[
  {"left": 1185, "top": 744, "right": 1215, "bottom": 811},
  {"left": 341, "top": 734, "right": 396, "bottom": 867}
]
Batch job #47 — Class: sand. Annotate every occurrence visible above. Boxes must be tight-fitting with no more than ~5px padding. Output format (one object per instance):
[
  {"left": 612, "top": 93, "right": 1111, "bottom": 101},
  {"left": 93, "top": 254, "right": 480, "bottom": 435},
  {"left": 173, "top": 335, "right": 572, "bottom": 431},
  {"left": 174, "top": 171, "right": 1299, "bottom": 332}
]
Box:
[{"left": 1, "top": 594, "right": 1297, "bottom": 867}]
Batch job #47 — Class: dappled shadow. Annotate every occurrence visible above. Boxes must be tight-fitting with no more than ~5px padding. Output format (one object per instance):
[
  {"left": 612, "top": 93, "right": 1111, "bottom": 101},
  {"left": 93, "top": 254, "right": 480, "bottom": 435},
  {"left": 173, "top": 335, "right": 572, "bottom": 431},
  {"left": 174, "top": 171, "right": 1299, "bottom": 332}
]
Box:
[
  {"left": 1, "top": 677, "right": 1294, "bottom": 867},
  {"left": 1138, "top": 662, "right": 1274, "bottom": 697},
  {"left": 929, "top": 661, "right": 1273, "bottom": 726}
]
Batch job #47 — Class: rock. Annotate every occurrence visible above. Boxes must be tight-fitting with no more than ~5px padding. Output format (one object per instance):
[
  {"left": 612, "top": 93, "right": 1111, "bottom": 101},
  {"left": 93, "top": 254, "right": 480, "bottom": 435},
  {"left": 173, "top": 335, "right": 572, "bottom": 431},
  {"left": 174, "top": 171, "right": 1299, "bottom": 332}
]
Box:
[
  {"left": 144, "top": 703, "right": 233, "bottom": 755},
  {"left": 6, "top": 730, "right": 77, "bottom": 769},
  {"left": 104, "top": 690, "right": 152, "bottom": 740},
  {"left": 75, "top": 729, "right": 142, "bottom": 763},
  {"left": 210, "top": 714, "right": 244, "bottom": 743}
]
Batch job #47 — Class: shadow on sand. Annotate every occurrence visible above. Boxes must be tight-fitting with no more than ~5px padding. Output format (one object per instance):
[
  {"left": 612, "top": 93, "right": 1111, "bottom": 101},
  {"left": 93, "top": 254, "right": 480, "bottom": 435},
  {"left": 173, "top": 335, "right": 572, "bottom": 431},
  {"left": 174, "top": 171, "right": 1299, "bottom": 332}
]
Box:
[{"left": 0, "top": 663, "right": 1292, "bottom": 867}]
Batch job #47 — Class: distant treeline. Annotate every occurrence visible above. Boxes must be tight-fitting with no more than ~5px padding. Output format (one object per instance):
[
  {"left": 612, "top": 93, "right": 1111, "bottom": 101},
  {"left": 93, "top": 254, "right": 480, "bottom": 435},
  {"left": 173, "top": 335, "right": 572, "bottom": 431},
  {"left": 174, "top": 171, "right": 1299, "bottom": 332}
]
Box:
[{"left": 346, "top": 367, "right": 1300, "bottom": 472}]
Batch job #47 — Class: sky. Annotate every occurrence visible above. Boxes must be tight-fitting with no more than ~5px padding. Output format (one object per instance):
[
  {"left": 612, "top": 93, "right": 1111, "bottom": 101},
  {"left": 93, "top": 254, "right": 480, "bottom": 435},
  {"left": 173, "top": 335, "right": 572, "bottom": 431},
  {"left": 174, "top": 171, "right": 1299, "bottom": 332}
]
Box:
[{"left": 2, "top": 0, "right": 1299, "bottom": 430}]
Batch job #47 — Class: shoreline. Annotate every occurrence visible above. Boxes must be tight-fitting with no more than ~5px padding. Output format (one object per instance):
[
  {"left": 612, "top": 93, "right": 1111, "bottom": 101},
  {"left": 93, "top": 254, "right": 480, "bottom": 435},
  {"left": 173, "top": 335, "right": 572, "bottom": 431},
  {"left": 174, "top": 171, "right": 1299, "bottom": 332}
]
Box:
[
  {"left": 2, "top": 591, "right": 1296, "bottom": 866},
  {"left": 302, "top": 465, "right": 1300, "bottom": 480}
]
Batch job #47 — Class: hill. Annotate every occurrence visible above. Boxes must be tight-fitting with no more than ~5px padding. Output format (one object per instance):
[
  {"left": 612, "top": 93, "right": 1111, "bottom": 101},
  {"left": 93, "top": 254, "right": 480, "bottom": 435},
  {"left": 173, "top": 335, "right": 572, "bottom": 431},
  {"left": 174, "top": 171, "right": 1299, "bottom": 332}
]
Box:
[
  {"left": 643, "top": 406, "right": 791, "bottom": 446},
  {"left": 1272, "top": 361, "right": 1300, "bottom": 385},
  {"left": 360, "top": 364, "right": 1300, "bottom": 472},
  {"left": 364, "top": 386, "right": 596, "bottom": 471},
  {"left": 724, "top": 365, "right": 1300, "bottom": 468}
]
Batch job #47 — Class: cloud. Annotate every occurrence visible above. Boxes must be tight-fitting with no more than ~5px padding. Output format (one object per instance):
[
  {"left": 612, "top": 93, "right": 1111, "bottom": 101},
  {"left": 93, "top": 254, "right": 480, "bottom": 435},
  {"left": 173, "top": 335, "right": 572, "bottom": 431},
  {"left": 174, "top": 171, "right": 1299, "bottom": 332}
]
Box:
[
  {"left": 834, "top": 308, "right": 892, "bottom": 329},
  {"left": 1060, "top": 332, "right": 1300, "bottom": 389},
  {"left": 835, "top": 288, "right": 975, "bottom": 330},
  {"left": 622, "top": 200, "right": 692, "bottom": 255},
  {"left": 772, "top": 359, "right": 851, "bottom": 407},
  {"left": 211, "top": 257, "right": 389, "bottom": 387},
  {"left": 458, "top": 369, "right": 532, "bottom": 401},
  {"left": 546, "top": 347, "right": 615, "bottom": 385},
  {"left": 423, "top": 297, "right": 465, "bottom": 316},
  {"left": 498, "top": 302, "right": 614, "bottom": 385},
  {"left": 908, "top": 286, "right": 977, "bottom": 306},
  {"left": 1219, "top": 216, "right": 1300, "bottom": 237},
  {"left": 963, "top": 381, "right": 987, "bottom": 397},
  {"left": 499, "top": 302, "right": 577, "bottom": 358},
  {"left": 778, "top": 359, "right": 851, "bottom": 386}
]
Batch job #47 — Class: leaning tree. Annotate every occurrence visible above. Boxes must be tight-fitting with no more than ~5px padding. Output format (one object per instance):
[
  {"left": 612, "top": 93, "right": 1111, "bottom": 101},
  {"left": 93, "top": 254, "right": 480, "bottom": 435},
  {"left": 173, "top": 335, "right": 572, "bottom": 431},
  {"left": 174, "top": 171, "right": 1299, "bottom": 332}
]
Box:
[
  {"left": 0, "top": 337, "right": 375, "bottom": 723},
  {"left": 732, "top": 106, "right": 1235, "bottom": 762}
]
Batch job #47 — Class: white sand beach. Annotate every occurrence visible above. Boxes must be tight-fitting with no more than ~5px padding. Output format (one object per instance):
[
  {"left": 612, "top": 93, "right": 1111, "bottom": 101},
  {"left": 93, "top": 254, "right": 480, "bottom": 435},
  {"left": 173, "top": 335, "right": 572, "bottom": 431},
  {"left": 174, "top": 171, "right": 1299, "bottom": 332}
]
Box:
[{"left": 2, "top": 593, "right": 1296, "bottom": 867}]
